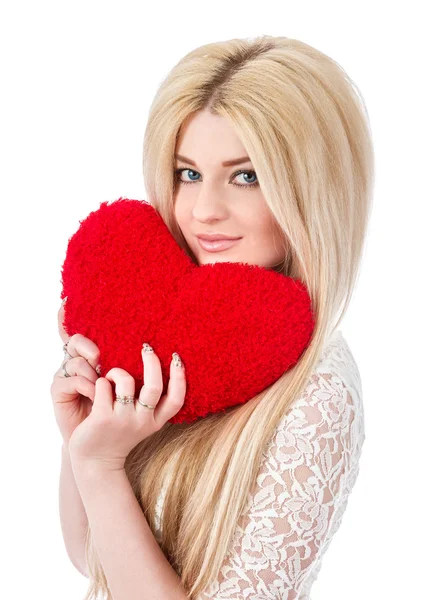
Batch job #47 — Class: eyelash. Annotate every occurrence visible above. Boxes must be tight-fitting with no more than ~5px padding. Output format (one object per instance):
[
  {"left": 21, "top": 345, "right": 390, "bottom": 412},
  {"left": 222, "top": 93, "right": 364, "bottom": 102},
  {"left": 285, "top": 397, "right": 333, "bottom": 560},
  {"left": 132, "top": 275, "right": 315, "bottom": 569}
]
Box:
[{"left": 174, "top": 167, "right": 260, "bottom": 190}]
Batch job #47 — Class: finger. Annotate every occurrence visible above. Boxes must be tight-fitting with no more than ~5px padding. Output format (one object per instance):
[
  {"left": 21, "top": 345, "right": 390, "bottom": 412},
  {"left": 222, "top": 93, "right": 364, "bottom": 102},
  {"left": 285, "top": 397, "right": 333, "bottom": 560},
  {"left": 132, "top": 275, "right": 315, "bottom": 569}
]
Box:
[
  {"left": 137, "top": 344, "right": 164, "bottom": 417},
  {"left": 54, "top": 355, "right": 99, "bottom": 385},
  {"left": 152, "top": 352, "right": 186, "bottom": 429},
  {"left": 51, "top": 374, "right": 96, "bottom": 404},
  {"left": 64, "top": 333, "right": 101, "bottom": 373},
  {"left": 92, "top": 377, "right": 115, "bottom": 417},
  {"left": 58, "top": 301, "right": 70, "bottom": 344},
  {"left": 104, "top": 368, "right": 136, "bottom": 416}
]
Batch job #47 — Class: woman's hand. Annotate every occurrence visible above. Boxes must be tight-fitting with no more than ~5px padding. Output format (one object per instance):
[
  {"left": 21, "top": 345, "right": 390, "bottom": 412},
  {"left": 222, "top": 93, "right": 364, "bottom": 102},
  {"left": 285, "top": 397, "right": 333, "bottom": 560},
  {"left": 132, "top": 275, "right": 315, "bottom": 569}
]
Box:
[
  {"left": 68, "top": 344, "right": 186, "bottom": 472},
  {"left": 50, "top": 301, "right": 101, "bottom": 444}
]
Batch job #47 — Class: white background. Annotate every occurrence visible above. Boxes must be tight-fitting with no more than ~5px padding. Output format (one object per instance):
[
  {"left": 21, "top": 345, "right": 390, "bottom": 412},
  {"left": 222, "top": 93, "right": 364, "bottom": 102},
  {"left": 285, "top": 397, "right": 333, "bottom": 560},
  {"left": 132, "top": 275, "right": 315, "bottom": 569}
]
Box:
[{"left": 1, "top": 1, "right": 434, "bottom": 598}]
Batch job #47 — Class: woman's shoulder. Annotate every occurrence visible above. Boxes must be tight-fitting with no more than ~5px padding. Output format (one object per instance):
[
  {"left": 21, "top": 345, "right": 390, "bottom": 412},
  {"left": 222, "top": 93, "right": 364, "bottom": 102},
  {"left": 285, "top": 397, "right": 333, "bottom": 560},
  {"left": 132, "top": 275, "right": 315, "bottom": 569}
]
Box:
[
  {"left": 316, "top": 329, "right": 363, "bottom": 407},
  {"left": 268, "top": 328, "right": 366, "bottom": 465}
]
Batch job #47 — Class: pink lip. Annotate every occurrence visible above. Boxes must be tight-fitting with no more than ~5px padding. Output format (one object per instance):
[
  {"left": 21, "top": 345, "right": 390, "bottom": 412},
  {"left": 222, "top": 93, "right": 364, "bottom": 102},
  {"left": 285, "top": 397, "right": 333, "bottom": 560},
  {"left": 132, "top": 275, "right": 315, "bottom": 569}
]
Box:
[{"left": 197, "top": 237, "right": 241, "bottom": 252}]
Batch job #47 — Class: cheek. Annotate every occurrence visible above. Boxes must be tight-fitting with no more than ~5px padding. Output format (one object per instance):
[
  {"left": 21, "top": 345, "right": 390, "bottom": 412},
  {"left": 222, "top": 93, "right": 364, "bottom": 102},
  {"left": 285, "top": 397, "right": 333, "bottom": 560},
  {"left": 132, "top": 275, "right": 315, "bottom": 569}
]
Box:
[
  {"left": 256, "top": 220, "right": 286, "bottom": 254},
  {"left": 250, "top": 215, "right": 278, "bottom": 242},
  {"left": 173, "top": 200, "right": 185, "bottom": 230}
]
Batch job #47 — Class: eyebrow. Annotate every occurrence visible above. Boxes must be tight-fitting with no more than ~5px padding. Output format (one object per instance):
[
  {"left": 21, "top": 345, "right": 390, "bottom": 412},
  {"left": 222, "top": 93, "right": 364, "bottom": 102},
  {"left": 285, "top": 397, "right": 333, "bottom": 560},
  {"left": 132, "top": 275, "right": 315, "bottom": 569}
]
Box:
[{"left": 174, "top": 154, "right": 252, "bottom": 167}]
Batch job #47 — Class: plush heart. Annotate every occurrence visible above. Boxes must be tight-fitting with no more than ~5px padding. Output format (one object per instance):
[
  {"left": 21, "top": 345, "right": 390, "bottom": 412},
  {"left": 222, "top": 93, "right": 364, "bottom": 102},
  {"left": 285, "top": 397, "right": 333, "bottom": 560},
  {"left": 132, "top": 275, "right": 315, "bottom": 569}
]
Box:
[{"left": 60, "top": 197, "right": 315, "bottom": 424}]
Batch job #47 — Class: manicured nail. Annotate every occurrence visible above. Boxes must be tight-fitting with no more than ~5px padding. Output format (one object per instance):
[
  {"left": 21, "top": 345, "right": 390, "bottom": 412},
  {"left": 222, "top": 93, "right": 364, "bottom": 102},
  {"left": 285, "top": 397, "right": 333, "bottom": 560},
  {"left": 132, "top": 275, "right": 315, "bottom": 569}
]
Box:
[
  {"left": 172, "top": 352, "right": 183, "bottom": 368},
  {"left": 142, "top": 343, "right": 154, "bottom": 353},
  {"left": 96, "top": 364, "right": 101, "bottom": 375}
]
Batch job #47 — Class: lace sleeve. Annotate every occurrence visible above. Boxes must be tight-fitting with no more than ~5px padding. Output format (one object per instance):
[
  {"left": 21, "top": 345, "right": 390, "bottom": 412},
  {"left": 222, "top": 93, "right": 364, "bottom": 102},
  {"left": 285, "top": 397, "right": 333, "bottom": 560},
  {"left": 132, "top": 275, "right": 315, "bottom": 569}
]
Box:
[{"left": 198, "top": 369, "right": 365, "bottom": 600}]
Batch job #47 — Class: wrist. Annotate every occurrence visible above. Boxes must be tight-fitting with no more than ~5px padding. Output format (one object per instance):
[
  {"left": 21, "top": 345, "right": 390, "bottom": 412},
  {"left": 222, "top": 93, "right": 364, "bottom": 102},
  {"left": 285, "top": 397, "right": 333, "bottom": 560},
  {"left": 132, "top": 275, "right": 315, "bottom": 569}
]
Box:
[
  {"left": 70, "top": 454, "right": 126, "bottom": 477},
  {"left": 62, "top": 441, "right": 70, "bottom": 456}
]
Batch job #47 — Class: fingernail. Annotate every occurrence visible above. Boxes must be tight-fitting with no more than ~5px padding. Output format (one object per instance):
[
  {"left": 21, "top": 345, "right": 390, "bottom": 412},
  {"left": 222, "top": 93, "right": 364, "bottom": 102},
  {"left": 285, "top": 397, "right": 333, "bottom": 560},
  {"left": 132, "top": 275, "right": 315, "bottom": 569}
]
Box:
[
  {"left": 142, "top": 343, "right": 154, "bottom": 353},
  {"left": 172, "top": 352, "right": 183, "bottom": 368},
  {"left": 96, "top": 364, "right": 101, "bottom": 375}
]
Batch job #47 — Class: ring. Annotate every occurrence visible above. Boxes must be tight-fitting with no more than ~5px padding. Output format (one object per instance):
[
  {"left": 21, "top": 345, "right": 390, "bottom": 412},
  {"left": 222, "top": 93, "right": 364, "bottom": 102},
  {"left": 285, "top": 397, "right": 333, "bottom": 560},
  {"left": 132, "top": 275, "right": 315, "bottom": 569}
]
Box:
[
  {"left": 115, "top": 395, "right": 135, "bottom": 404},
  {"left": 138, "top": 398, "right": 155, "bottom": 409},
  {"left": 63, "top": 340, "right": 73, "bottom": 361},
  {"left": 62, "top": 362, "right": 71, "bottom": 378},
  {"left": 114, "top": 395, "right": 155, "bottom": 409}
]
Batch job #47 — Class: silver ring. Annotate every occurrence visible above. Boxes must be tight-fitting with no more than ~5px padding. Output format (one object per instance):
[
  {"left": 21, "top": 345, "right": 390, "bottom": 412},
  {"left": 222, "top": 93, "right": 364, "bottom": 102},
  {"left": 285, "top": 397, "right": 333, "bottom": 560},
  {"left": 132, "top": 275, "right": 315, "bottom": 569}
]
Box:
[
  {"left": 115, "top": 395, "right": 135, "bottom": 404},
  {"left": 114, "top": 395, "right": 155, "bottom": 409},
  {"left": 62, "top": 362, "right": 71, "bottom": 378},
  {"left": 138, "top": 398, "right": 155, "bottom": 409},
  {"left": 63, "top": 340, "right": 73, "bottom": 361},
  {"left": 63, "top": 349, "right": 74, "bottom": 361}
]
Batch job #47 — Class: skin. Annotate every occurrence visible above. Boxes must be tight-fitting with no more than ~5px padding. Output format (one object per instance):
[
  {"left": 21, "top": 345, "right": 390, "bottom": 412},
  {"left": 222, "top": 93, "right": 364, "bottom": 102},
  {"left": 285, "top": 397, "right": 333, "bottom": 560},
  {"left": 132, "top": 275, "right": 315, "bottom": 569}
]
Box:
[
  {"left": 54, "top": 313, "right": 188, "bottom": 597},
  {"left": 173, "top": 108, "right": 287, "bottom": 270}
]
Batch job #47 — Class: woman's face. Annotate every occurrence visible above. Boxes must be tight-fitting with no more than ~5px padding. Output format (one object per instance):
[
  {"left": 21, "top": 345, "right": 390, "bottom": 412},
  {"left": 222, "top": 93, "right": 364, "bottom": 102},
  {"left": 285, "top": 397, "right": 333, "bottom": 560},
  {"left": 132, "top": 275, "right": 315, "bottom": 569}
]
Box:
[{"left": 173, "top": 109, "right": 287, "bottom": 269}]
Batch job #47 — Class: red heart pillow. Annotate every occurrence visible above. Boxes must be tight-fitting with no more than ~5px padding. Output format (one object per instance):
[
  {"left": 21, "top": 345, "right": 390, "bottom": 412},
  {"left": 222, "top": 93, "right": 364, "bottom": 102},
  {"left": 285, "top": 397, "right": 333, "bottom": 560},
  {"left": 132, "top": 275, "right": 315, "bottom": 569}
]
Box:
[{"left": 60, "top": 197, "right": 315, "bottom": 424}]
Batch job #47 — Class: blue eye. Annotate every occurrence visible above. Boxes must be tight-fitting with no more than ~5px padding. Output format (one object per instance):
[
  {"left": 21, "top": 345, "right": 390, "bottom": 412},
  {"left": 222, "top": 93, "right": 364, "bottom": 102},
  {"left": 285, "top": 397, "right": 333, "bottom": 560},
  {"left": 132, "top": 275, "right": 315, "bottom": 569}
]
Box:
[{"left": 174, "top": 167, "right": 259, "bottom": 190}]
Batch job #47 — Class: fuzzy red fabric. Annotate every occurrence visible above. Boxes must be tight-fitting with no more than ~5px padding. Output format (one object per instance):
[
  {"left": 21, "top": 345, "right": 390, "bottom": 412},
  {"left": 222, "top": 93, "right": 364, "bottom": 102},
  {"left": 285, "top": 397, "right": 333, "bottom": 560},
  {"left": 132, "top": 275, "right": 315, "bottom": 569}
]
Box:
[{"left": 60, "top": 197, "right": 315, "bottom": 424}]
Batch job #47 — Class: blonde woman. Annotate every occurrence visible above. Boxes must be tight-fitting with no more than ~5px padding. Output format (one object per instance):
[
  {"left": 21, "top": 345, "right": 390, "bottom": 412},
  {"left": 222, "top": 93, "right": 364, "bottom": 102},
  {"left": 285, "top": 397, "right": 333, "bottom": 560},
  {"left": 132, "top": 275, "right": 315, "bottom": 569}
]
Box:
[{"left": 53, "top": 35, "right": 374, "bottom": 600}]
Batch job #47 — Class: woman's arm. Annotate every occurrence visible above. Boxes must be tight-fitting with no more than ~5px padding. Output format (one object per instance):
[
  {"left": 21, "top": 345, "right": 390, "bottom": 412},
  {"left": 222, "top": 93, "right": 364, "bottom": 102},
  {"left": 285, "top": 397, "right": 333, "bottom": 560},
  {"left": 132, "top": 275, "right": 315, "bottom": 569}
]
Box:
[
  {"left": 71, "top": 459, "right": 188, "bottom": 600},
  {"left": 59, "top": 442, "right": 89, "bottom": 576}
]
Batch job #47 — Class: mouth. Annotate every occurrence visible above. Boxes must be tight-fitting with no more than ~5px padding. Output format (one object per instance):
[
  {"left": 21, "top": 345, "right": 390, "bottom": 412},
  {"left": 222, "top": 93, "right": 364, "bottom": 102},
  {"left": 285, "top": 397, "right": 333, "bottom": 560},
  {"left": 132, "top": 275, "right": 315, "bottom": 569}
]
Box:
[{"left": 196, "top": 237, "right": 242, "bottom": 253}]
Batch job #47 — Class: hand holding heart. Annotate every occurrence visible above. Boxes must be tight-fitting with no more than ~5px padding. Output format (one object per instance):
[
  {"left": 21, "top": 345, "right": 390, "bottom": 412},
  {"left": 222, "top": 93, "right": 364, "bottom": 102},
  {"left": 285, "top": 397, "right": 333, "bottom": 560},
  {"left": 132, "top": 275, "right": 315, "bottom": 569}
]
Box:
[
  {"left": 60, "top": 198, "right": 315, "bottom": 424},
  {"left": 68, "top": 344, "right": 186, "bottom": 471}
]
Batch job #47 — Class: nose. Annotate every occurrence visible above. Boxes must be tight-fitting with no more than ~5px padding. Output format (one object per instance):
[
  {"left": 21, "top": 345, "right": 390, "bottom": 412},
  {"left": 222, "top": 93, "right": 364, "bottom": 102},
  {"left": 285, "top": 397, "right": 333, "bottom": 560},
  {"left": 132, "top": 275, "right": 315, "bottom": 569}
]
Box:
[{"left": 191, "top": 184, "right": 229, "bottom": 222}]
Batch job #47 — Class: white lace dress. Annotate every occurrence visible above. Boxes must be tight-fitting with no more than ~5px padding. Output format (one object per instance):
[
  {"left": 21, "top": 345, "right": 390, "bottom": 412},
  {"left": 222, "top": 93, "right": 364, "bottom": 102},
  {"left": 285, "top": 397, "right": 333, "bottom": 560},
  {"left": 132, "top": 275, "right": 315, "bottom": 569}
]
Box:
[{"left": 154, "top": 329, "right": 365, "bottom": 599}]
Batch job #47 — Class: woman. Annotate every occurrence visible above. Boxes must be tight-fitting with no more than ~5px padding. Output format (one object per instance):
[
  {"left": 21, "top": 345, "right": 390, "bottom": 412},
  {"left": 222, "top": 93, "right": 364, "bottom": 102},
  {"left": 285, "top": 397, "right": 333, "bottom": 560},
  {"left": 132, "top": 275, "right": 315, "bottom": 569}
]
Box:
[{"left": 53, "top": 35, "right": 374, "bottom": 599}]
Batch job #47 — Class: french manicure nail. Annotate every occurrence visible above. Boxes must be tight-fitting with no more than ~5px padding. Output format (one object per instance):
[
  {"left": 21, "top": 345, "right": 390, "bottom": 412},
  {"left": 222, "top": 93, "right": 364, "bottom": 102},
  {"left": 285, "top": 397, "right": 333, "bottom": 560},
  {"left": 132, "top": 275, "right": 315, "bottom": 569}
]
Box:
[{"left": 172, "top": 352, "right": 183, "bottom": 368}]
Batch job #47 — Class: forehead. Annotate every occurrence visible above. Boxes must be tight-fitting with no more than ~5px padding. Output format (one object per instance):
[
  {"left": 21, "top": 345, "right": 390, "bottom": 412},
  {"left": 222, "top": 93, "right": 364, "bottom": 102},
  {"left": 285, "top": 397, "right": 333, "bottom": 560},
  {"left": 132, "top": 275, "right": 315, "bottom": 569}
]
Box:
[{"left": 175, "top": 110, "right": 249, "bottom": 164}]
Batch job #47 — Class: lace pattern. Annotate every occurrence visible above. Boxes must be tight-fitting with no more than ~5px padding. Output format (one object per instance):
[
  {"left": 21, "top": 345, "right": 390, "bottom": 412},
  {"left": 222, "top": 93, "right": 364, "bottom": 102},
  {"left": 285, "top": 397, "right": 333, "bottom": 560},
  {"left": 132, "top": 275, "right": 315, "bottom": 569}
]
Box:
[{"left": 155, "top": 330, "right": 365, "bottom": 599}]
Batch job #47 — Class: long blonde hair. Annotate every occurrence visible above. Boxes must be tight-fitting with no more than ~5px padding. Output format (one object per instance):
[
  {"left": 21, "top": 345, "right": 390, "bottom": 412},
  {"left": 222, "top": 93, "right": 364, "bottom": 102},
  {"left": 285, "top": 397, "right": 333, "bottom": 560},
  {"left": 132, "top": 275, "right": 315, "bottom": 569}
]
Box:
[{"left": 83, "top": 35, "right": 374, "bottom": 599}]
